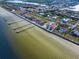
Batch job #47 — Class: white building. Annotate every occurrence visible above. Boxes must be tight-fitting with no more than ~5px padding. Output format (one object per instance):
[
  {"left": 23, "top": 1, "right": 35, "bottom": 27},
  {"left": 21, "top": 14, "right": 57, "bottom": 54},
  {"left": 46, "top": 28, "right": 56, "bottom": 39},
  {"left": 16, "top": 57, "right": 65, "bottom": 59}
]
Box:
[{"left": 69, "top": 4, "right": 79, "bottom": 12}]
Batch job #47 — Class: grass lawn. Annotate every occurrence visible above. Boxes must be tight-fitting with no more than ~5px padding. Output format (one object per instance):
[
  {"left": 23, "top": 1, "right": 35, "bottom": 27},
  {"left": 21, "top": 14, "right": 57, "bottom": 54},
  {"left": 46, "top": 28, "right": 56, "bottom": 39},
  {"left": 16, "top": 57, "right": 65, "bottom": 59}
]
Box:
[{"left": 27, "top": 12, "right": 49, "bottom": 22}]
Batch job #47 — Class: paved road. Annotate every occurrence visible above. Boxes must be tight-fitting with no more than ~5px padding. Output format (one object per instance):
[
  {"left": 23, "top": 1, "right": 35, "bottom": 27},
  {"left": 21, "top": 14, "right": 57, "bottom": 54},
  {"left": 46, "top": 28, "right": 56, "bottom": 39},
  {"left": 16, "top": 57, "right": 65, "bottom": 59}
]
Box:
[{"left": 0, "top": 7, "right": 79, "bottom": 59}]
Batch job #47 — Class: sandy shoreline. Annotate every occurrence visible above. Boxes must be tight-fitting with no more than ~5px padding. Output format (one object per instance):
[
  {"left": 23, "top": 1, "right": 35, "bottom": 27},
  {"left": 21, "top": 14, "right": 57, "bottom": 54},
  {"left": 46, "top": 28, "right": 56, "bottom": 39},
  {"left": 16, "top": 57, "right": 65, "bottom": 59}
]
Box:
[{"left": 0, "top": 7, "right": 79, "bottom": 59}]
